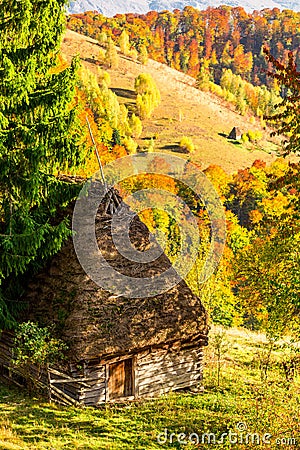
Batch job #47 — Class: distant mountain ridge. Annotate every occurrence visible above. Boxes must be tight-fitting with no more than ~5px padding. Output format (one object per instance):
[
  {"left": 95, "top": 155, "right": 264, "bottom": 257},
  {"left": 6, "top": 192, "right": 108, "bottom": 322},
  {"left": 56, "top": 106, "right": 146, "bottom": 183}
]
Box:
[{"left": 68, "top": 0, "right": 300, "bottom": 16}]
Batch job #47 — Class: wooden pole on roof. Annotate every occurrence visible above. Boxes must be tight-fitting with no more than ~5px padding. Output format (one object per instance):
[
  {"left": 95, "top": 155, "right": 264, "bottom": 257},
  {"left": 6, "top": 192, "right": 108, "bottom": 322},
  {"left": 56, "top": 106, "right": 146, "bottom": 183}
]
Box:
[
  {"left": 86, "top": 115, "right": 108, "bottom": 193},
  {"left": 86, "top": 116, "right": 120, "bottom": 212}
]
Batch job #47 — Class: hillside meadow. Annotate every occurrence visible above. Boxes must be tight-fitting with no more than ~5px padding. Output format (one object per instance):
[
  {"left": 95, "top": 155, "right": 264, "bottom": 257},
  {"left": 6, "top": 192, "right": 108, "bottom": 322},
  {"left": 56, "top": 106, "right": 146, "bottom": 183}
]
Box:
[
  {"left": 62, "top": 30, "right": 282, "bottom": 174},
  {"left": 0, "top": 326, "right": 299, "bottom": 449}
]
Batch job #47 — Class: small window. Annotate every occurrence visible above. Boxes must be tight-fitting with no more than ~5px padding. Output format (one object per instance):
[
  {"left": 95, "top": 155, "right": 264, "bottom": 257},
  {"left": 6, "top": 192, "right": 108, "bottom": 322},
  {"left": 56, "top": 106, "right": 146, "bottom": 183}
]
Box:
[{"left": 108, "top": 358, "right": 134, "bottom": 400}]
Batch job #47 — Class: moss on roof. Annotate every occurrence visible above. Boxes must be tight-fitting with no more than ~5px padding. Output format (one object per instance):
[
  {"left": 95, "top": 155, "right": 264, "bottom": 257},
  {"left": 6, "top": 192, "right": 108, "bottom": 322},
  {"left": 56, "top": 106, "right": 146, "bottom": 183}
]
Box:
[{"left": 24, "top": 187, "right": 208, "bottom": 361}]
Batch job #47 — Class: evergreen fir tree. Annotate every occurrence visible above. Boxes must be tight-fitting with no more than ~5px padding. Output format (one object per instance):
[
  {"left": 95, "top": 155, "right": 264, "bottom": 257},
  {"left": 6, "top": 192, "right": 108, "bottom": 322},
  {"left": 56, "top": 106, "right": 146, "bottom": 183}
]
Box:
[
  {"left": 111, "top": 129, "right": 121, "bottom": 146},
  {"left": 0, "top": 0, "right": 85, "bottom": 325}
]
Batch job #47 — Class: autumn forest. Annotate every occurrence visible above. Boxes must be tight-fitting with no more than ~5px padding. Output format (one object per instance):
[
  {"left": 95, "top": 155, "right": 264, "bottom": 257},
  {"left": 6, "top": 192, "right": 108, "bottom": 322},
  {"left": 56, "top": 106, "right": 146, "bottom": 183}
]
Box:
[
  {"left": 0, "top": 1, "right": 300, "bottom": 448},
  {"left": 65, "top": 5, "right": 300, "bottom": 338}
]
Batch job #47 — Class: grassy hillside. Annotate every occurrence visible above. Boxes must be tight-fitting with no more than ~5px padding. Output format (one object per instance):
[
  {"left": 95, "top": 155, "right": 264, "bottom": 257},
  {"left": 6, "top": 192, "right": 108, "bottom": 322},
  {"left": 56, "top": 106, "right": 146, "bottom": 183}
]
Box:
[
  {"left": 0, "top": 327, "right": 299, "bottom": 449},
  {"left": 62, "top": 30, "right": 281, "bottom": 174}
]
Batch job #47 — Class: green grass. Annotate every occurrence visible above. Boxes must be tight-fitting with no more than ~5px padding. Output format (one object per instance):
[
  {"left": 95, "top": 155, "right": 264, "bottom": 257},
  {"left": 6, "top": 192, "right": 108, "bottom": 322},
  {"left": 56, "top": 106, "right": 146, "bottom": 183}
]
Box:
[{"left": 0, "top": 327, "right": 299, "bottom": 449}]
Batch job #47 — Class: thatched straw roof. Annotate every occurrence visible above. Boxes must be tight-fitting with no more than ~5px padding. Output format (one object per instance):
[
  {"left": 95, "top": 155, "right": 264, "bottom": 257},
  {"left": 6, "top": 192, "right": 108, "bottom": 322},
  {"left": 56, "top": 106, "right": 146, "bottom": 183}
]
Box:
[{"left": 23, "top": 186, "right": 208, "bottom": 362}]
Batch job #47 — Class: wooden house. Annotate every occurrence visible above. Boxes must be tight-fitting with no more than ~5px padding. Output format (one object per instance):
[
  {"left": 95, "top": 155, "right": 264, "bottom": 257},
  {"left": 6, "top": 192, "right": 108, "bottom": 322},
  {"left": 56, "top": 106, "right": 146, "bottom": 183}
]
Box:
[{"left": 0, "top": 188, "right": 209, "bottom": 406}]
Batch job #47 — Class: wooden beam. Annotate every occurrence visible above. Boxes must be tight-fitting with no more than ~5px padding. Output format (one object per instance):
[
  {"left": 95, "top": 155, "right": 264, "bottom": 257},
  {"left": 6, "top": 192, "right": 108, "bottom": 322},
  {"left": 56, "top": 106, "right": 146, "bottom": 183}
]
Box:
[
  {"left": 105, "top": 364, "right": 109, "bottom": 402},
  {"left": 50, "top": 385, "right": 81, "bottom": 406}
]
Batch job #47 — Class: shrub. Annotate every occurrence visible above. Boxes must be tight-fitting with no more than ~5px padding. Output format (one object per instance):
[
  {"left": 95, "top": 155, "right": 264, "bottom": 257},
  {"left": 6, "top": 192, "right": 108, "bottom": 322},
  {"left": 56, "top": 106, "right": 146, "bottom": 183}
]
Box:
[
  {"left": 236, "top": 97, "right": 247, "bottom": 115},
  {"left": 225, "top": 91, "right": 236, "bottom": 103},
  {"left": 137, "top": 45, "right": 148, "bottom": 65},
  {"left": 209, "top": 82, "right": 224, "bottom": 97},
  {"left": 98, "top": 31, "right": 108, "bottom": 46},
  {"left": 98, "top": 48, "right": 106, "bottom": 63},
  {"left": 179, "top": 136, "right": 195, "bottom": 153},
  {"left": 247, "top": 130, "right": 263, "bottom": 143},
  {"left": 105, "top": 37, "right": 119, "bottom": 69},
  {"left": 247, "top": 130, "right": 256, "bottom": 142},
  {"left": 98, "top": 68, "right": 111, "bottom": 87},
  {"left": 123, "top": 136, "right": 138, "bottom": 154},
  {"left": 134, "top": 73, "right": 160, "bottom": 106},
  {"left": 119, "top": 30, "right": 130, "bottom": 56},
  {"left": 145, "top": 138, "right": 155, "bottom": 153},
  {"left": 129, "top": 48, "right": 138, "bottom": 60},
  {"left": 255, "top": 130, "right": 263, "bottom": 141},
  {"left": 129, "top": 113, "right": 143, "bottom": 138},
  {"left": 136, "top": 93, "right": 152, "bottom": 119},
  {"left": 13, "top": 321, "right": 67, "bottom": 392}
]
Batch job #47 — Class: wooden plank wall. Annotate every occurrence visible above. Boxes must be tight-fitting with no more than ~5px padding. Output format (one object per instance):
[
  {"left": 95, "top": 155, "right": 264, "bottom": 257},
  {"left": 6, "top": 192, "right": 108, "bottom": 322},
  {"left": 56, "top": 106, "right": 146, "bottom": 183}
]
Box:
[
  {"left": 136, "top": 345, "right": 203, "bottom": 398},
  {"left": 79, "top": 363, "right": 106, "bottom": 405}
]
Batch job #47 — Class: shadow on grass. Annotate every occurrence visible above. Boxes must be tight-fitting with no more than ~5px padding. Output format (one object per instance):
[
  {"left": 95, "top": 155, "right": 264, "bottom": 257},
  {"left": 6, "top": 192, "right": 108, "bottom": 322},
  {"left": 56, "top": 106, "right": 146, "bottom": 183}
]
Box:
[
  {"left": 111, "top": 88, "right": 136, "bottom": 100},
  {"left": 82, "top": 57, "right": 99, "bottom": 65},
  {"left": 162, "top": 144, "right": 188, "bottom": 154},
  {"left": 0, "top": 378, "right": 298, "bottom": 450},
  {"left": 218, "top": 132, "right": 243, "bottom": 146}
]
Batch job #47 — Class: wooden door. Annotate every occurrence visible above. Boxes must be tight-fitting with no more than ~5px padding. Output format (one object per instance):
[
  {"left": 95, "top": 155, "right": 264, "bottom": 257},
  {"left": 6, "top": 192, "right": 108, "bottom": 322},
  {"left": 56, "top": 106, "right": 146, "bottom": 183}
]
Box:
[{"left": 108, "top": 358, "right": 133, "bottom": 400}]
